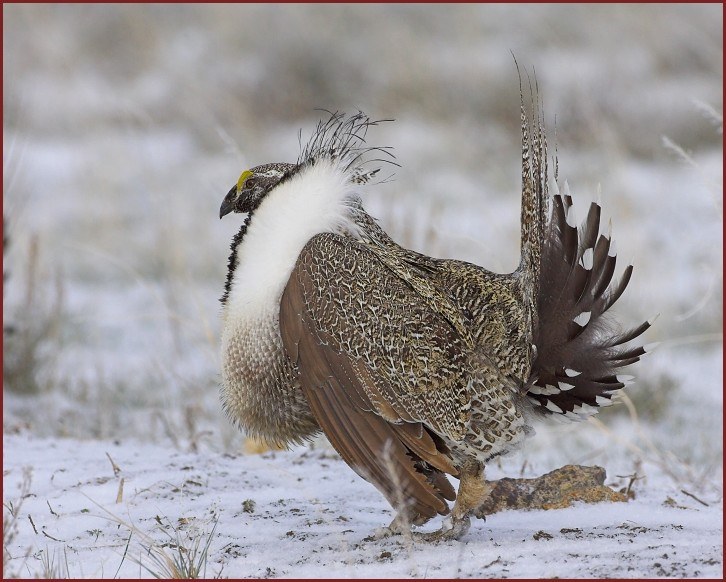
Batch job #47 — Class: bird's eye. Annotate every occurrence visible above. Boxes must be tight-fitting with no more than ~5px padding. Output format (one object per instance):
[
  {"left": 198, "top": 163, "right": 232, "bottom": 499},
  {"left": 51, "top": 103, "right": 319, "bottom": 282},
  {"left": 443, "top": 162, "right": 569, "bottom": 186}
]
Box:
[{"left": 245, "top": 178, "right": 257, "bottom": 189}]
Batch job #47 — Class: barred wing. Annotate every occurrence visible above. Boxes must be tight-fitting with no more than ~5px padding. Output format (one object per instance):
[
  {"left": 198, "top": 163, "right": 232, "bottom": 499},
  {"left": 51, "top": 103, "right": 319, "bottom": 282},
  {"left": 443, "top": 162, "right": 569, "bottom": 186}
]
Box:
[{"left": 279, "top": 233, "right": 471, "bottom": 519}]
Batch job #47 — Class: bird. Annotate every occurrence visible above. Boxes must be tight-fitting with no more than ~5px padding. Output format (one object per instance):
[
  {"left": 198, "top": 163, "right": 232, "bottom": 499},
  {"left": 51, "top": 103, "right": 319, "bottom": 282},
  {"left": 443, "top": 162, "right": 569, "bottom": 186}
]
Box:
[{"left": 218, "top": 95, "right": 652, "bottom": 541}]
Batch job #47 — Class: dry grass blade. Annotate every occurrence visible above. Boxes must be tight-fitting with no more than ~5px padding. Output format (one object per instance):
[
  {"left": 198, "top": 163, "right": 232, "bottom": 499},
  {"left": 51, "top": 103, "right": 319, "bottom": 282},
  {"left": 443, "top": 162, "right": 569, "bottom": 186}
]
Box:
[
  {"left": 3, "top": 468, "right": 33, "bottom": 578},
  {"left": 81, "top": 492, "right": 219, "bottom": 579},
  {"left": 588, "top": 391, "right": 716, "bottom": 491},
  {"left": 138, "top": 517, "right": 219, "bottom": 579},
  {"left": 3, "top": 234, "right": 65, "bottom": 396},
  {"left": 37, "top": 546, "right": 70, "bottom": 579}
]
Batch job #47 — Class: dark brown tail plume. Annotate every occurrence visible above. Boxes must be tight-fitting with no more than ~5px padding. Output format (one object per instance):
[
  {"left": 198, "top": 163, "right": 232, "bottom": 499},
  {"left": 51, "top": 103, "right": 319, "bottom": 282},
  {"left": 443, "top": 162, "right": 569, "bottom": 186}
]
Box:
[{"left": 527, "top": 182, "right": 654, "bottom": 420}]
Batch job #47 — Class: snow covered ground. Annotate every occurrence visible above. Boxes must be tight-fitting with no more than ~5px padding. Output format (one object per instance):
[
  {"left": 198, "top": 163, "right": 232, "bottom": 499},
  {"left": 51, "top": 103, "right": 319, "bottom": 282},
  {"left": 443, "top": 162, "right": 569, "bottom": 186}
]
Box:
[
  {"left": 3, "top": 434, "right": 723, "bottom": 579},
  {"left": 3, "top": 4, "right": 723, "bottom": 579}
]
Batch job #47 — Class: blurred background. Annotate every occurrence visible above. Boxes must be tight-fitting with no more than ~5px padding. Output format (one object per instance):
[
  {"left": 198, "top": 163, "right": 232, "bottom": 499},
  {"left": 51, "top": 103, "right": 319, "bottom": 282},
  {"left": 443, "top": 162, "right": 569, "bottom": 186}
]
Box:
[{"left": 3, "top": 5, "right": 722, "bottom": 484}]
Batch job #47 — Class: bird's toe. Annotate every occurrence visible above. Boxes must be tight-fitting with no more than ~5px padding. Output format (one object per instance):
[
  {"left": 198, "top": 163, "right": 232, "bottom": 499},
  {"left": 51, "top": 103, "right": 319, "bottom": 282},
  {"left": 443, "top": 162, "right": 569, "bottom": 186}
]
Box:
[{"left": 413, "top": 514, "right": 471, "bottom": 542}]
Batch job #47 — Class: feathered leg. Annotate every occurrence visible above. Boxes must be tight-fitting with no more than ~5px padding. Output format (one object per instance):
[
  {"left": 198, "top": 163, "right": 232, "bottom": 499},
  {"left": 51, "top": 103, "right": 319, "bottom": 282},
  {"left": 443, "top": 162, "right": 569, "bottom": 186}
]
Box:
[{"left": 414, "top": 460, "right": 488, "bottom": 542}]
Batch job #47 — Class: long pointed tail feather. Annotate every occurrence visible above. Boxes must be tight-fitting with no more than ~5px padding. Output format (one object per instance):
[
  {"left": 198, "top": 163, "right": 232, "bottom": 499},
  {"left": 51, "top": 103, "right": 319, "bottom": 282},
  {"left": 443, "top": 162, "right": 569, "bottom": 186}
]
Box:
[{"left": 517, "top": 68, "right": 549, "bottom": 307}]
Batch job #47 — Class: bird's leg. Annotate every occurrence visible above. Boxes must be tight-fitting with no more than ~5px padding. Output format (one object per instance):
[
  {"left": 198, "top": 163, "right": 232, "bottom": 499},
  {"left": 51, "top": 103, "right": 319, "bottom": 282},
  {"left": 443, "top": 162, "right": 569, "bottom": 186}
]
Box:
[{"left": 414, "top": 460, "right": 488, "bottom": 542}]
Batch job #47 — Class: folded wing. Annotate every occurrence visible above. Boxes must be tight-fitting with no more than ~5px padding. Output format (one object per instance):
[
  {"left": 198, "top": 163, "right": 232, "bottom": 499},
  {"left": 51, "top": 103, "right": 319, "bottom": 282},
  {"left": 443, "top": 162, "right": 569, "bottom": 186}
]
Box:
[{"left": 279, "top": 233, "right": 471, "bottom": 519}]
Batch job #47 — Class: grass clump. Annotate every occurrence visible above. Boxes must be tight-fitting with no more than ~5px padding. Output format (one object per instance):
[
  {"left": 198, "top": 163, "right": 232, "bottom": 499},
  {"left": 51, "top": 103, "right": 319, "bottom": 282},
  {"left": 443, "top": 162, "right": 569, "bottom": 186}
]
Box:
[
  {"left": 139, "top": 516, "right": 219, "bottom": 579},
  {"left": 3, "top": 468, "right": 32, "bottom": 578},
  {"left": 3, "top": 233, "right": 65, "bottom": 396}
]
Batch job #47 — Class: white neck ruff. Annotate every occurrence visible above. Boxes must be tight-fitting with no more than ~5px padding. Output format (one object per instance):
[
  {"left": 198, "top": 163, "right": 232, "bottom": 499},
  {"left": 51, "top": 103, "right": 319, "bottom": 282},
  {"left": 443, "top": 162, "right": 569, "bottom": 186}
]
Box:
[{"left": 223, "top": 159, "right": 360, "bottom": 325}]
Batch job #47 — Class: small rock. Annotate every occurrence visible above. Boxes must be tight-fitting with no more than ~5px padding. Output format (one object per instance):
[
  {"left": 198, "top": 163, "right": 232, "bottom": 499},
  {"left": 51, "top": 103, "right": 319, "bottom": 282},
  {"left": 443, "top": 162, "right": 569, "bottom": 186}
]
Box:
[
  {"left": 478, "top": 464, "right": 628, "bottom": 514},
  {"left": 663, "top": 496, "right": 688, "bottom": 510},
  {"left": 533, "top": 530, "right": 553, "bottom": 541}
]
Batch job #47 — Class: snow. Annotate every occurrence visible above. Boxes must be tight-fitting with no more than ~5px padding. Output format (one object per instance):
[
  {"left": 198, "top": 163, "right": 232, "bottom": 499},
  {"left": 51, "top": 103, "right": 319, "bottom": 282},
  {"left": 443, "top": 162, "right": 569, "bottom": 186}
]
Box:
[
  {"left": 3, "top": 435, "right": 722, "bottom": 579},
  {"left": 3, "top": 4, "right": 723, "bottom": 579}
]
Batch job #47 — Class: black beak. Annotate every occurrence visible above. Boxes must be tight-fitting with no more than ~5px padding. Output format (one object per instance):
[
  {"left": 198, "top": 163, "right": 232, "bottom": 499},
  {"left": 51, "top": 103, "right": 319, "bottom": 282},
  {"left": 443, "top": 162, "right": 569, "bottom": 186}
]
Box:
[{"left": 219, "top": 185, "right": 237, "bottom": 219}]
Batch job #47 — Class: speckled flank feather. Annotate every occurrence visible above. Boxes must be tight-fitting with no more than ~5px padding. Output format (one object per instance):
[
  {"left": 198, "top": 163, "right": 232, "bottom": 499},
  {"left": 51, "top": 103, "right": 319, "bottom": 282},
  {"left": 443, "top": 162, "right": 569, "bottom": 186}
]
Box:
[{"left": 280, "top": 233, "right": 530, "bottom": 518}]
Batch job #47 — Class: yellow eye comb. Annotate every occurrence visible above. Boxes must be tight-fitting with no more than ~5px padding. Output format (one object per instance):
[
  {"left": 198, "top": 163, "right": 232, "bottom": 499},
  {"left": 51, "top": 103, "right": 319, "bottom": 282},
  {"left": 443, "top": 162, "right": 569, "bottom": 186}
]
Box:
[{"left": 237, "top": 170, "right": 253, "bottom": 192}]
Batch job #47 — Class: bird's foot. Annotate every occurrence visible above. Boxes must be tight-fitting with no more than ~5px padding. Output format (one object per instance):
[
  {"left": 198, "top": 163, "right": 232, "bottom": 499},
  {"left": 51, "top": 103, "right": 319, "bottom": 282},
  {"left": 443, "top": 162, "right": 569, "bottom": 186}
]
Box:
[
  {"left": 473, "top": 506, "right": 487, "bottom": 521},
  {"left": 364, "top": 526, "right": 399, "bottom": 541},
  {"left": 412, "top": 513, "right": 471, "bottom": 542},
  {"left": 363, "top": 514, "right": 410, "bottom": 541}
]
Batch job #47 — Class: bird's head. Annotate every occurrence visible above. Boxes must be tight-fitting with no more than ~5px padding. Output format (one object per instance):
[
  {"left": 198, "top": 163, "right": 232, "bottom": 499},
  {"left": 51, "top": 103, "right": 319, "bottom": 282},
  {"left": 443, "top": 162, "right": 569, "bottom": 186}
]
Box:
[
  {"left": 220, "top": 112, "right": 397, "bottom": 220},
  {"left": 219, "top": 162, "right": 297, "bottom": 219}
]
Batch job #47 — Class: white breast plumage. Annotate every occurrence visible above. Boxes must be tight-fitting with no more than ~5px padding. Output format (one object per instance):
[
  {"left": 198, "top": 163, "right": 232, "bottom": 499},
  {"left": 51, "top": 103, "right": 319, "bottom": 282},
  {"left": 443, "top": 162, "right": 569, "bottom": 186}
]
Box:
[{"left": 223, "top": 159, "right": 361, "bottom": 325}]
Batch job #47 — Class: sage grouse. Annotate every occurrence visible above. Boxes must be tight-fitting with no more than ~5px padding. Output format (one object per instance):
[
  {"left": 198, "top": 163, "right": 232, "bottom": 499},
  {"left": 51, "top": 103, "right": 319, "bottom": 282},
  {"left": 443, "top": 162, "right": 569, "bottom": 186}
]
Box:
[{"left": 219, "top": 102, "right": 651, "bottom": 541}]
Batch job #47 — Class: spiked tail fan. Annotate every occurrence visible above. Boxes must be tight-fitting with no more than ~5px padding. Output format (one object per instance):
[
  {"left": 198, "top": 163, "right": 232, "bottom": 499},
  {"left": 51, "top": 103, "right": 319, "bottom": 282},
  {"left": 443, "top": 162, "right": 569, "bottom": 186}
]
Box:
[{"left": 527, "top": 182, "right": 653, "bottom": 420}]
